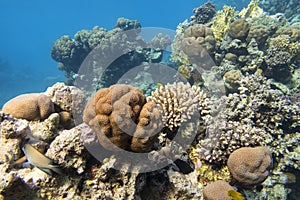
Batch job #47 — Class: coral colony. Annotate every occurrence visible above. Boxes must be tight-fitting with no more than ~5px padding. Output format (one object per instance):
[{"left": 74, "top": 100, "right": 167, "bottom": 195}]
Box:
[{"left": 1, "top": 1, "right": 300, "bottom": 199}]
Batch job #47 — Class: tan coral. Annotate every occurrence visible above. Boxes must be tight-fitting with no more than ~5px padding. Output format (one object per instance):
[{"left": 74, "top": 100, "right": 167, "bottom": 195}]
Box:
[
  {"left": 2, "top": 93, "right": 55, "bottom": 121},
  {"left": 227, "top": 146, "right": 272, "bottom": 186},
  {"left": 147, "top": 82, "right": 210, "bottom": 131},
  {"left": 131, "top": 101, "right": 162, "bottom": 152},
  {"left": 83, "top": 84, "right": 162, "bottom": 152},
  {"left": 203, "top": 180, "right": 234, "bottom": 200}
]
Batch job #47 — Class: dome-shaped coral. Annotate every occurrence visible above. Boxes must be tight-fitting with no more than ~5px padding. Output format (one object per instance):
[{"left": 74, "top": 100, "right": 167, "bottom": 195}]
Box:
[
  {"left": 227, "top": 146, "right": 272, "bottom": 186},
  {"left": 228, "top": 19, "right": 250, "bottom": 39},
  {"left": 2, "top": 93, "right": 55, "bottom": 121}
]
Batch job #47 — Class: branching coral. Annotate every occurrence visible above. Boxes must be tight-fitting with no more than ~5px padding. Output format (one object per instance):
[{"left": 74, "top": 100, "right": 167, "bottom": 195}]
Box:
[{"left": 147, "top": 82, "right": 210, "bottom": 131}]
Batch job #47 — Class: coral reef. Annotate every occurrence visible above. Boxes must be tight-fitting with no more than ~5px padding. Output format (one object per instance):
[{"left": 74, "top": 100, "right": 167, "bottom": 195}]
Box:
[
  {"left": 227, "top": 146, "right": 273, "bottom": 186},
  {"left": 259, "top": 0, "right": 300, "bottom": 24},
  {"left": 1, "top": 1, "right": 300, "bottom": 199},
  {"left": 45, "top": 123, "right": 90, "bottom": 174},
  {"left": 51, "top": 18, "right": 170, "bottom": 86},
  {"left": 2, "top": 93, "right": 55, "bottom": 121}
]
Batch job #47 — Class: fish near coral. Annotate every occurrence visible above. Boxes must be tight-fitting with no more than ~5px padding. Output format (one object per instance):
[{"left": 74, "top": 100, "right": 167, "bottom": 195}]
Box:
[
  {"left": 22, "top": 143, "right": 63, "bottom": 175},
  {"left": 227, "top": 190, "right": 245, "bottom": 200}
]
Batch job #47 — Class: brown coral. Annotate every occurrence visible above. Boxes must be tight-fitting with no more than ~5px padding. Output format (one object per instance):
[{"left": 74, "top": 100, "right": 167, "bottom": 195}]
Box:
[
  {"left": 178, "top": 24, "right": 216, "bottom": 65},
  {"left": 2, "top": 93, "right": 55, "bottom": 121},
  {"left": 131, "top": 101, "right": 162, "bottom": 152},
  {"left": 246, "top": 25, "right": 269, "bottom": 46},
  {"left": 83, "top": 84, "right": 162, "bottom": 152},
  {"left": 228, "top": 19, "right": 250, "bottom": 39},
  {"left": 227, "top": 146, "right": 272, "bottom": 186},
  {"left": 203, "top": 180, "right": 234, "bottom": 200},
  {"left": 147, "top": 82, "right": 210, "bottom": 131}
]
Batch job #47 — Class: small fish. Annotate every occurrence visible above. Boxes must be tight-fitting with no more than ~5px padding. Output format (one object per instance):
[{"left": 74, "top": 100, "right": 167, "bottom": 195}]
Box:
[
  {"left": 157, "top": 83, "right": 164, "bottom": 88},
  {"left": 227, "top": 190, "right": 245, "bottom": 200},
  {"left": 22, "top": 143, "right": 63, "bottom": 175}
]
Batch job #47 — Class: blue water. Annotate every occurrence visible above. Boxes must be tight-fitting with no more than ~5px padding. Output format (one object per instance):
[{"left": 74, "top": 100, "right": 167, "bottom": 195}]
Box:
[{"left": 0, "top": 0, "right": 249, "bottom": 107}]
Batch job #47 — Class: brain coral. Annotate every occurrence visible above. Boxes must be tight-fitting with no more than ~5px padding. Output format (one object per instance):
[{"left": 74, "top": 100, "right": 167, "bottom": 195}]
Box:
[
  {"left": 182, "top": 24, "right": 216, "bottom": 55},
  {"left": 228, "top": 19, "right": 250, "bottom": 39},
  {"left": 227, "top": 146, "right": 272, "bottom": 186},
  {"left": 83, "top": 84, "right": 162, "bottom": 152},
  {"left": 203, "top": 180, "right": 234, "bottom": 200},
  {"left": 2, "top": 93, "right": 55, "bottom": 121},
  {"left": 147, "top": 82, "right": 210, "bottom": 131}
]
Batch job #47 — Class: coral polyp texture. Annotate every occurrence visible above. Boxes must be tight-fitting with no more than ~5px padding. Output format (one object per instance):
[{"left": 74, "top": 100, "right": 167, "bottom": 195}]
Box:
[
  {"left": 83, "top": 84, "right": 162, "bottom": 152},
  {"left": 147, "top": 82, "right": 211, "bottom": 131}
]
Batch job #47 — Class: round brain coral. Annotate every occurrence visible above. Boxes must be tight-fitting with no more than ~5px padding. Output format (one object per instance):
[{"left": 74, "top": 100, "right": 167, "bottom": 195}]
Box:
[
  {"left": 83, "top": 84, "right": 162, "bottom": 152},
  {"left": 228, "top": 19, "right": 250, "bottom": 39},
  {"left": 203, "top": 180, "right": 234, "bottom": 200},
  {"left": 2, "top": 93, "right": 55, "bottom": 121},
  {"left": 147, "top": 82, "right": 210, "bottom": 131},
  {"left": 227, "top": 146, "right": 272, "bottom": 186}
]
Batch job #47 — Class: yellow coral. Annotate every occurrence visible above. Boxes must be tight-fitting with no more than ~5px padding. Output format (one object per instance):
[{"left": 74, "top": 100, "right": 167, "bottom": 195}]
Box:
[
  {"left": 269, "top": 35, "right": 300, "bottom": 58},
  {"left": 178, "top": 65, "right": 192, "bottom": 79},
  {"left": 189, "top": 146, "right": 231, "bottom": 185},
  {"left": 211, "top": 6, "right": 235, "bottom": 42},
  {"left": 238, "top": 0, "right": 264, "bottom": 18}
]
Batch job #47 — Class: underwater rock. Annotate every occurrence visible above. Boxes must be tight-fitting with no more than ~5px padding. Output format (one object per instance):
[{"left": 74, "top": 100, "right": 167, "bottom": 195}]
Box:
[
  {"left": 29, "top": 113, "right": 60, "bottom": 142},
  {"left": 46, "top": 123, "right": 90, "bottom": 174},
  {"left": 227, "top": 146, "right": 272, "bottom": 186},
  {"left": 45, "top": 82, "right": 86, "bottom": 126},
  {"left": 2, "top": 93, "right": 55, "bottom": 121}
]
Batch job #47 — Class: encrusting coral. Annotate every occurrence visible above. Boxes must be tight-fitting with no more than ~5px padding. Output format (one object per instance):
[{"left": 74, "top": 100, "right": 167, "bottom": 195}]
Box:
[{"left": 227, "top": 146, "right": 273, "bottom": 186}]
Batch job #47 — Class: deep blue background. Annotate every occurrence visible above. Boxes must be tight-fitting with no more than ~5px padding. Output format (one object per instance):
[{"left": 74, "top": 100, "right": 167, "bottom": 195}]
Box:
[{"left": 0, "top": 0, "right": 249, "bottom": 107}]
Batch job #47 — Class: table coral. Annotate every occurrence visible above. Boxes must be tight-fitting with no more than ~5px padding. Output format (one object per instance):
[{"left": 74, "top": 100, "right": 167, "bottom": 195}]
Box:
[
  {"left": 2, "top": 93, "right": 55, "bottom": 121},
  {"left": 227, "top": 146, "right": 272, "bottom": 186}
]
